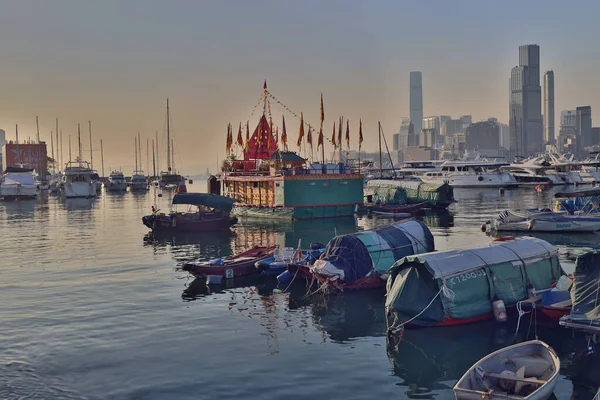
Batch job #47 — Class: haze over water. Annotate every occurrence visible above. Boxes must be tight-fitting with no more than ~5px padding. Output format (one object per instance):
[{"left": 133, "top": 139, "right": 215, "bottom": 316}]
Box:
[{"left": 1, "top": 181, "right": 599, "bottom": 399}]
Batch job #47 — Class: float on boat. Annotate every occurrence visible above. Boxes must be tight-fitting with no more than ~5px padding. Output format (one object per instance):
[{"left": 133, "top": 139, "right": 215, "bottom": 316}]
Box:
[
  {"left": 385, "top": 237, "right": 563, "bottom": 328},
  {"left": 559, "top": 250, "right": 600, "bottom": 337},
  {"left": 142, "top": 192, "right": 237, "bottom": 232},
  {"left": 209, "top": 82, "right": 364, "bottom": 221},
  {"left": 453, "top": 340, "right": 560, "bottom": 400},
  {"left": 292, "top": 219, "right": 434, "bottom": 291}
]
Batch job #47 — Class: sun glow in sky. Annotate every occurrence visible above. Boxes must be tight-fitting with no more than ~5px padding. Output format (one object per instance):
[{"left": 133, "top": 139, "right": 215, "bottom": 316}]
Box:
[{"left": 1, "top": 0, "right": 599, "bottom": 174}]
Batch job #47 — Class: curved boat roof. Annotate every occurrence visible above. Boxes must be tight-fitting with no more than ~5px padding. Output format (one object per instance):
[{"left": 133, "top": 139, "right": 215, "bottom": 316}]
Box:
[{"left": 172, "top": 192, "right": 236, "bottom": 212}]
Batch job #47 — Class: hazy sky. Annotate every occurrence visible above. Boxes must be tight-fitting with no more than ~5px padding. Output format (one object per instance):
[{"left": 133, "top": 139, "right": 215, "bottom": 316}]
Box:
[{"left": 1, "top": 0, "right": 599, "bottom": 174}]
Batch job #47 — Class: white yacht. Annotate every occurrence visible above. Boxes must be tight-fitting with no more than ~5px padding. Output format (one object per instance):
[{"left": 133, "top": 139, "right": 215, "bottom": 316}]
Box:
[
  {"left": 130, "top": 170, "right": 148, "bottom": 191},
  {"left": 501, "top": 159, "right": 559, "bottom": 186},
  {"left": 544, "top": 152, "right": 582, "bottom": 185},
  {"left": 394, "top": 161, "right": 440, "bottom": 180},
  {"left": 420, "top": 161, "right": 518, "bottom": 188},
  {"left": 105, "top": 171, "right": 127, "bottom": 192},
  {"left": 1, "top": 167, "right": 37, "bottom": 200},
  {"left": 578, "top": 151, "right": 600, "bottom": 184},
  {"left": 60, "top": 161, "right": 96, "bottom": 198},
  {"left": 90, "top": 171, "right": 103, "bottom": 192},
  {"left": 48, "top": 172, "right": 63, "bottom": 194}
]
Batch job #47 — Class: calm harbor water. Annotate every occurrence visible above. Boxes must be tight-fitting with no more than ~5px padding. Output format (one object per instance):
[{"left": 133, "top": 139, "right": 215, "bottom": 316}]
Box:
[{"left": 1, "top": 180, "right": 599, "bottom": 399}]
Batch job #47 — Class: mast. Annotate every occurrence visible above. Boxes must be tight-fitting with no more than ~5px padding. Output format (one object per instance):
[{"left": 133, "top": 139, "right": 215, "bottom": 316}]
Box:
[
  {"left": 77, "top": 123, "right": 82, "bottom": 161},
  {"left": 134, "top": 136, "right": 138, "bottom": 171},
  {"left": 138, "top": 131, "right": 142, "bottom": 172},
  {"left": 15, "top": 124, "right": 20, "bottom": 166},
  {"left": 100, "top": 139, "right": 105, "bottom": 178},
  {"left": 152, "top": 139, "right": 156, "bottom": 178},
  {"left": 171, "top": 138, "right": 175, "bottom": 174},
  {"left": 146, "top": 137, "right": 149, "bottom": 174},
  {"left": 155, "top": 130, "right": 159, "bottom": 173},
  {"left": 166, "top": 98, "right": 171, "bottom": 172},
  {"left": 69, "top": 135, "right": 72, "bottom": 162},
  {"left": 378, "top": 121, "right": 383, "bottom": 178},
  {"left": 36, "top": 116, "right": 40, "bottom": 143},
  {"left": 55, "top": 119, "right": 59, "bottom": 171},
  {"left": 50, "top": 131, "right": 55, "bottom": 173},
  {"left": 89, "top": 121, "right": 93, "bottom": 169},
  {"left": 59, "top": 130, "right": 63, "bottom": 170}
]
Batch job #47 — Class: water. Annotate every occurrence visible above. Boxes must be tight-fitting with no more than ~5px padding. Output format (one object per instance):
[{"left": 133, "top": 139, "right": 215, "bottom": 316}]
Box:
[{"left": 1, "top": 181, "right": 599, "bottom": 399}]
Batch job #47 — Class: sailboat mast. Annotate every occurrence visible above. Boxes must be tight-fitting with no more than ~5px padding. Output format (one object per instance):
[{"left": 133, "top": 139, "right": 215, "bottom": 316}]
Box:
[
  {"left": 100, "top": 139, "right": 105, "bottom": 178},
  {"left": 137, "top": 131, "right": 142, "bottom": 172},
  {"left": 134, "top": 136, "right": 138, "bottom": 171},
  {"left": 69, "top": 135, "right": 72, "bottom": 162},
  {"left": 166, "top": 98, "right": 171, "bottom": 172},
  {"left": 171, "top": 138, "right": 175, "bottom": 173},
  {"left": 378, "top": 122, "right": 383, "bottom": 179},
  {"left": 77, "top": 123, "right": 82, "bottom": 161},
  {"left": 89, "top": 121, "right": 93, "bottom": 169},
  {"left": 146, "top": 137, "right": 149, "bottom": 174},
  {"left": 15, "top": 124, "right": 21, "bottom": 165},
  {"left": 55, "top": 119, "right": 59, "bottom": 170},
  {"left": 50, "top": 131, "right": 55, "bottom": 173},
  {"left": 155, "top": 130, "right": 159, "bottom": 173},
  {"left": 59, "top": 130, "right": 63, "bottom": 170},
  {"left": 152, "top": 139, "right": 156, "bottom": 178}
]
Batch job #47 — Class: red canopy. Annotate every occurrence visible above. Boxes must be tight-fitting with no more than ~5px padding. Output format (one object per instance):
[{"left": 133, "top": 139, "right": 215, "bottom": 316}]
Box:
[{"left": 244, "top": 115, "right": 278, "bottom": 161}]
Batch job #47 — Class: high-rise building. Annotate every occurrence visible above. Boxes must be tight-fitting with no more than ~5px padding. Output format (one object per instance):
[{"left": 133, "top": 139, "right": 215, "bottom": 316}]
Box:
[
  {"left": 0, "top": 129, "right": 5, "bottom": 172},
  {"left": 399, "top": 118, "right": 414, "bottom": 148},
  {"left": 558, "top": 110, "right": 577, "bottom": 153},
  {"left": 499, "top": 123, "right": 510, "bottom": 149},
  {"left": 510, "top": 44, "right": 543, "bottom": 157},
  {"left": 422, "top": 116, "right": 440, "bottom": 146},
  {"left": 410, "top": 72, "right": 423, "bottom": 140},
  {"left": 392, "top": 133, "right": 400, "bottom": 151},
  {"left": 465, "top": 119, "right": 500, "bottom": 151},
  {"left": 577, "top": 106, "right": 592, "bottom": 153},
  {"left": 460, "top": 115, "right": 472, "bottom": 130},
  {"left": 439, "top": 116, "right": 451, "bottom": 136},
  {"left": 543, "top": 71, "right": 555, "bottom": 144}
]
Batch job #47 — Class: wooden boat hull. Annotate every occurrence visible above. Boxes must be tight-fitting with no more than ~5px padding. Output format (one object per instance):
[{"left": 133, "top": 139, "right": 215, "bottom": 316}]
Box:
[
  {"left": 539, "top": 305, "right": 571, "bottom": 323},
  {"left": 454, "top": 340, "right": 560, "bottom": 400},
  {"left": 182, "top": 245, "right": 276, "bottom": 278},
  {"left": 142, "top": 214, "right": 237, "bottom": 232}
]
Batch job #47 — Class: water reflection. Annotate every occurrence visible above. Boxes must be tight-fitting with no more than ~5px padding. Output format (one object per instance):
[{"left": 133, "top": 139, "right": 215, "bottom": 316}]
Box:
[
  {"left": 64, "top": 197, "right": 96, "bottom": 211},
  {"left": 143, "top": 230, "right": 234, "bottom": 263}
]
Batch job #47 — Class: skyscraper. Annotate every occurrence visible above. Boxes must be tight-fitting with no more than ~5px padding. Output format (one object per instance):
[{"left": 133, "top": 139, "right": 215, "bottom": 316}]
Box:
[
  {"left": 577, "top": 106, "right": 592, "bottom": 153},
  {"left": 410, "top": 71, "right": 423, "bottom": 141},
  {"left": 543, "top": 71, "right": 555, "bottom": 144},
  {"left": 509, "top": 44, "right": 543, "bottom": 158}
]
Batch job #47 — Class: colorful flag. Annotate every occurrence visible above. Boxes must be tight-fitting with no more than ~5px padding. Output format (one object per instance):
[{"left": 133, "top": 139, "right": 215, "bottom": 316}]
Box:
[
  {"left": 307, "top": 127, "right": 312, "bottom": 147},
  {"left": 297, "top": 112, "right": 304, "bottom": 147},
  {"left": 245, "top": 121, "right": 250, "bottom": 150},
  {"left": 225, "top": 123, "right": 232, "bottom": 153},
  {"left": 281, "top": 116, "right": 287, "bottom": 148},
  {"left": 275, "top": 126, "right": 279, "bottom": 144},
  {"left": 358, "top": 119, "right": 363, "bottom": 149},
  {"left": 331, "top": 121, "right": 337, "bottom": 148},
  {"left": 317, "top": 126, "right": 323, "bottom": 149},
  {"left": 338, "top": 117, "right": 342, "bottom": 149},
  {"left": 236, "top": 122, "right": 243, "bottom": 147},
  {"left": 320, "top": 93, "right": 325, "bottom": 124},
  {"left": 345, "top": 119, "right": 350, "bottom": 149}
]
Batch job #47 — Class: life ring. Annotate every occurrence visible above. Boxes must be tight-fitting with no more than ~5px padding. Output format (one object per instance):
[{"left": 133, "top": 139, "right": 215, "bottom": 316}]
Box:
[{"left": 492, "top": 236, "right": 515, "bottom": 242}]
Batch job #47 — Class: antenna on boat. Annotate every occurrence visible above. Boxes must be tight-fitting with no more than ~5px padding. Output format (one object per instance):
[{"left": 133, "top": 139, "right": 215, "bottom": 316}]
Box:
[
  {"left": 166, "top": 98, "right": 171, "bottom": 173},
  {"left": 89, "top": 121, "right": 93, "bottom": 170},
  {"left": 100, "top": 139, "right": 105, "bottom": 178}
]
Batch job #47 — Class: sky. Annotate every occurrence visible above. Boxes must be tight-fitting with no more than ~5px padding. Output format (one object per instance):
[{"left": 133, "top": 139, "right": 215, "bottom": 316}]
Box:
[{"left": 1, "top": 0, "right": 600, "bottom": 175}]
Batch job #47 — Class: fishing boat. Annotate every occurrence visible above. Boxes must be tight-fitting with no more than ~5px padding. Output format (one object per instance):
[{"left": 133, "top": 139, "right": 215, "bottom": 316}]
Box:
[
  {"left": 212, "top": 82, "right": 364, "bottom": 220},
  {"left": 142, "top": 192, "right": 238, "bottom": 232},
  {"left": 559, "top": 250, "right": 600, "bottom": 337},
  {"left": 182, "top": 245, "right": 277, "bottom": 278},
  {"left": 365, "top": 179, "right": 454, "bottom": 209},
  {"left": 105, "top": 171, "right": 127, "bottom": 192},
  {"left": 304, "top": 219, "right": 434, "bottom": 291},
  {"left": 60, "top": 160, "right": 96, "bottom": 198},
  {"left": 385, "top": 237, "right": 563, "bottom": 328},
  {"left": 420, "top": 160, "right": 519, "bottom": 188},
  {"left": 487, "top": 209, "right": 600, "bottom": 232},
  {"left": 255, "top": 243, "right": 325, "bottom": 276},
  {"left": 1, "top": 167, "right": 37, "bottom": 200},
  {"left": 453, "top": 340, "right": 560, "bottom": 400}
]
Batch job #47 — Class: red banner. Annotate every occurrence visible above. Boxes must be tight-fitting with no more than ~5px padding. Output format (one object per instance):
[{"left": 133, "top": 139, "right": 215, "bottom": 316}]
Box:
[{"left": 3, "top": 143, "right": 48, "bottom": 172}]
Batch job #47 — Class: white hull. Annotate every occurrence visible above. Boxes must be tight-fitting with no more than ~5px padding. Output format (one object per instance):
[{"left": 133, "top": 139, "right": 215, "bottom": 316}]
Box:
[
  {"left": 63, "top": 182, "right": 96, "bottom": 198},
  {"left": 1, "top": 184, "right": 37, "bottom": 199},
  {"left": 421, "top": 173, "right": 518, "bottom": 188},
  {"left": 493, "top": 210, "right": 600, "bottom": 232}
]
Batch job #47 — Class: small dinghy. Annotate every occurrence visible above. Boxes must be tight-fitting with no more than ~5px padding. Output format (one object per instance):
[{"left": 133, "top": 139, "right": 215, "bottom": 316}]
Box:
[
  {"left": 453, "top": 340, "right": 560, "bottom": 400},
  {"left": 255, "top": 243, "right": 325, "bottom": 277},
  {"left": 182, "top": 245, "right": 276, "bottom": 278}
]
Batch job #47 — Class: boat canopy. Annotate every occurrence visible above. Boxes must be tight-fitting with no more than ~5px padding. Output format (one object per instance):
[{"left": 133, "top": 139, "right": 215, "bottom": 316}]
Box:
[
  {"left": 172, "top": 192, "right": 236, "bottom": 212},
  {"left": 367, "top": 180, "right": 454, "bottom": 207},
  {"left": 3, "top": 172, "right": 35, "bottom": 185},
  {"left": 385, "top": 237, "right": 563, "bottom": 326},
  {"left": 5, "top": 167, "right": 34, "bottom": 173},
  {"left": 555, "top": 188, "right": 600, "bottom": 198},
  {"left": 560, "top": 250, "right": 600, "bottom": 331},
  {"left": 311, "top": 220, "right": 434, "bottom": 284}
]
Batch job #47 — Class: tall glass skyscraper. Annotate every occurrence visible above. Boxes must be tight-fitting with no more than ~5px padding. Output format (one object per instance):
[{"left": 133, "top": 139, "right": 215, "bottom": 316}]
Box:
[
  {"left": 543, "top": 71, "right": 555, "bottom": 144},
  {"left": 409, "top": 71, "right": 423, "bottom": 141}
]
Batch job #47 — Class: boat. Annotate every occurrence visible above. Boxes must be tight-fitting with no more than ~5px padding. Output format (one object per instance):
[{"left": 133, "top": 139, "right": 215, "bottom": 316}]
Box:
[
  {"left": 487, "top": 209, "right": 600, "bottom": 232},
  {"left": 385, "top": 237, "right": 563, "bottom": 328},
  {"left": 48, "top": 172, "right": 63, "bottom": 194},
  {"left": 158, "top": 99, "right": 186, "bottom": 189},
  {"left": 305, "top": 219, "right": 434, "bottom": 291},
  {"left": 1, "top": 167, "right": 37, "bottom": 200},
  {"left": 365, "top": 179, "right": 455, "bottom": 209},
  {"left": 182, "top": 245, "right": 277, "bottom": 278},
  {"left": 60, "top": 160, "right": 96, "bottom": 198},
  {"left": 213, "top": 82, "right": 364, "bottom": 220},
  {"left": 255, "top": 243, "right": 325, "bottom": 276},
  {"left": 420, "top": 160, "right": 519, "bottom": 188},
  {"left": 105, "top": 170, "right": 127, "bottom": 192},
  {"left": 453, "top": 340, "right": 560, "bottom": 400},
  {"left": 142, "top": 192, "right": 238, "bottom": 232},
  {"left": 595, "top": 387, "right": 600, "bottom": 400},
  {"left": 559, "top": 250, "right": 600, "bottom": 336},
  {"left": 130, "top": 170, "right": 148, "bottom": 191},
  {"left": 501, "top": 160, "right": 556, "bottom": 186},
  {"left": 580, "top": 151, "right": 600, "bottom": 184},
  {"left": 90, "top": 171, "right": 102, "bottom": 192},
  {"left": 553, "top": 188, "right": 600, "bottom": 214}
]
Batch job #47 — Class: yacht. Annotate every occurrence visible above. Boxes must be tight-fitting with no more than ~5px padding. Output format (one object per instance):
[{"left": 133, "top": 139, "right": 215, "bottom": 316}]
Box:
[
  {"left": 579, "top": 151, "right": 600, "bottom": 184},
  {"left": 501, "top": 159, "right": 558, "bottom": 186},
  {"left": 1, "top": 167, "right": 37, "bottom": 200},
  {"left": 105, "top": 171, "right": 127, "bottom": 192},
  {"left": 158, "top": 171, "right": 185, "bottom": 189},
  {"left": 90, "top": 171, "right": 103, "bottom": 192},
  {"left": 48, "top": 172, "right": 63, "bottom": 194},
  {"left": 544, "top": 152, "right": 582, "bottom": 185},
  {"left": 60, "top": 161, "right": 96, "bottom": 198},
  {"left": 394, "top": 161, "right": 440, "bottom": 180},
  {"left": 420, "top": 161, "right": 518, "bottom": 188},
  {"left": 130, "top": 170, "right": 148, "bottom": 191}
]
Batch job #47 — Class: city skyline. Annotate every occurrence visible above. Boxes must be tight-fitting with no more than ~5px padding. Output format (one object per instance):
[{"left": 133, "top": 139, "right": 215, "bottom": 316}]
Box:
[{"left": 1, "top": 1, "right": 600, "bottom": 172}]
